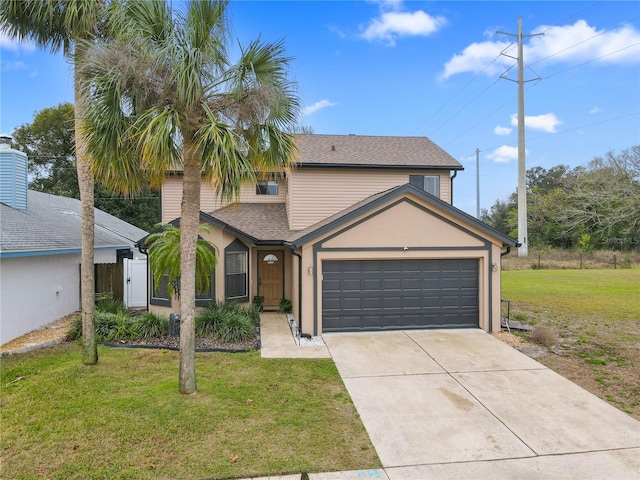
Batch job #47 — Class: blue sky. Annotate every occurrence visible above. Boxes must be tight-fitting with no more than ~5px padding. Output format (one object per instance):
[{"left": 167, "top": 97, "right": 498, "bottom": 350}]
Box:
[{"left": 1, "top": 0, "right": 639, "bottom": 215}]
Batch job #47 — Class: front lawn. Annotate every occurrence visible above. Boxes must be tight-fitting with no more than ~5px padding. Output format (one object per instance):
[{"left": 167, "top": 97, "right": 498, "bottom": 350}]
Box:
[
  {"left": 502, "top": 269, "right": 640, "bottom": 419},
  {"left": 1, "top": 344, "right": 380, "bottom": 479}
]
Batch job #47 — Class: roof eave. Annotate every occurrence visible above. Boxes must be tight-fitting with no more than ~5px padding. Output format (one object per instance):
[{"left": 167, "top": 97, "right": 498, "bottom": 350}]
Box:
[{"left": 295, "top": 163, "right": 464, "bottom": 171}]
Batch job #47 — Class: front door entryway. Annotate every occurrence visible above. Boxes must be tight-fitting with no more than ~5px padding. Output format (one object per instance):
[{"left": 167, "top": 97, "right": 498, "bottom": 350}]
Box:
[{"left": 259, "top": 250, "right": 284, "bottom": 309}]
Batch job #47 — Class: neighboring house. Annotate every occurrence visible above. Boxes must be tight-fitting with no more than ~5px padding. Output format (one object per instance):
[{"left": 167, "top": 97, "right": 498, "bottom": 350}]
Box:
[
  {"left": 0, "top": 141, "right": 148, "bottom": 345},
  {"left": 150, "top": 134, "right": 517, "bottom": 335}
]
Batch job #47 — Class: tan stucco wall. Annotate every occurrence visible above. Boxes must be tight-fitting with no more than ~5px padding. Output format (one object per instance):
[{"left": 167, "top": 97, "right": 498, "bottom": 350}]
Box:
[
  {"left": 296, "top": 194, "right": 507, "bottom": 335},
  {"left": 149, "top": 224, "right": 295, "bottom": 315},
  {"left": 321, "top": 200, "right": 485, "bottom": 249}
]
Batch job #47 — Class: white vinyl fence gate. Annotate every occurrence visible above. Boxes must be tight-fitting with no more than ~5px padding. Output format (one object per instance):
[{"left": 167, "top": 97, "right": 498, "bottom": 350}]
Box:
[{"left": 123, "top": 258, "right": 147, "bottom": 308}]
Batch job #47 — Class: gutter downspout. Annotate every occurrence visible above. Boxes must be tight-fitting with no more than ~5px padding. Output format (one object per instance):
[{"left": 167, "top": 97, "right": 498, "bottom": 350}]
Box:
[
  {"left": 291, "top": 249, "right": 304, "bottom": 337},
  {"left": 450, "top": 170, "right": 458, "bottom": 203},
  {"left": 501, "top": 246, "right": 512, "bottom": 257}
]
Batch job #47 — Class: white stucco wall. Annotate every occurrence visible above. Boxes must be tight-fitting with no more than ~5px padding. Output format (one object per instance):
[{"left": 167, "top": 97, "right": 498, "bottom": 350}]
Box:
[{"left": 0, "top": 254, "right": 82, "bottom": 345}]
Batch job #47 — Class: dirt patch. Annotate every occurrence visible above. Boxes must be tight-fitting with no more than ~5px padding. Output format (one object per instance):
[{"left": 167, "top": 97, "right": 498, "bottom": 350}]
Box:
[
  {"left": 0, "top": 313, "right": 77, "bottom": 354},
  {"left": 494, "top": 318, "right": 640, "bottom": 421},
  {"left": 493, "top": 331, "right": 550, "bottom": 359}
]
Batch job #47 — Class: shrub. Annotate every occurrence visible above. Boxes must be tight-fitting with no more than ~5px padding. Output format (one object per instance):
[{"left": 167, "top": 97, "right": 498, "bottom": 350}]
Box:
[
  {"left": 196, "top": 304, "right": 226, "bottom": 336},
  {"left": 109, "top": 313, "right": 137, "bottom": 342},
  {"left": 95, "top": 294, "right": 127, "bottom": 314},
  {"left": 278, "top": 298, "right": 292, "bottom": 313},
  {"left": 135, "top": 312, "right": 169, "bottom": 339},
  {"left": 245, "top": 303, "right": 262, "bottom": 325},
  {"left": 97, "top": 311, "right": 136, "bottom": 342},
  {"left": 196, "top": 302, "right": 257, "bottom": 341},
  {"left": 67, "top": 314, "right": 83, "bottom": 340},
  {"left": 530, "top": 325, "right": 558, "bottom": 347},
  {"left": 252, "top": 295, "right": 264, "bottom": 311},
  {"left": 216, "top": 313, "right": 255, "bottom": 343}
]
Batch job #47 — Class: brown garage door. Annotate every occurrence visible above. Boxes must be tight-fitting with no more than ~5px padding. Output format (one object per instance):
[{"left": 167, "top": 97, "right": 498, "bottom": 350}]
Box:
[{"left": 322, "top": 259, "right": 479, "bottom": 332}]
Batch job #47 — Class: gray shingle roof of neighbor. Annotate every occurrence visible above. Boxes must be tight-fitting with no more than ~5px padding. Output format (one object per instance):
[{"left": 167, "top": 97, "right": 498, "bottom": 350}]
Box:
[
  {"left": 201, "top": 184, "right": 517, "bottom": 248},
  {"left": 293, "top": 134, "right": 463, "bottom": 170},
  {"left": 0, "top": 190, "right": 148, "bottom": 256}
]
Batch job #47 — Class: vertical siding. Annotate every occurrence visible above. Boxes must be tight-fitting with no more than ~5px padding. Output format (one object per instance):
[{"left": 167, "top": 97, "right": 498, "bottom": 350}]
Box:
[
  {"left": 288, "top": 169, "right": 451, "bottom": 230},
  {"left": 161, "top": 176, "right": 287, "bottom": 222}
]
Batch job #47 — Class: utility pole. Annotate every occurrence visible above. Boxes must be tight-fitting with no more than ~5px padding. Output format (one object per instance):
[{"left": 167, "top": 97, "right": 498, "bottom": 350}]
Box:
[
  {"left": 497, "top": 18, "right": 543, "bottom": 257},
  {"left": 476, "top": 148, "right": 480, "bottom": 218}
]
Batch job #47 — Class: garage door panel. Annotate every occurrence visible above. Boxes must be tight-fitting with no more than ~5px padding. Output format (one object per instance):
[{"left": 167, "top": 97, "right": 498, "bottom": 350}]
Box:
[
  {"left": 322, "top": 259, "right": 479, "bottom": 332},
  {"left": 362, "top": 278, "right": 382, "bottom": 291},
  {"left": 363, "top": 297, "right": 382, "bottom": 309},
  {"left": 342, "top": 278, "right": 364, "bottom": 291}
]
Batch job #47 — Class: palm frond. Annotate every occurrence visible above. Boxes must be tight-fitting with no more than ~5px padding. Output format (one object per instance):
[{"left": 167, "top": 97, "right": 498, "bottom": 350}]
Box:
[{"left": 146, "top": 223, "right": 217, "bottom": 297}]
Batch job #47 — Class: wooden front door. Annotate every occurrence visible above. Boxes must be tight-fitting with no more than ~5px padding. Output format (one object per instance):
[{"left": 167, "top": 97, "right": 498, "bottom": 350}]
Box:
[{"left": 259, "top": 250, "right": 284, "bottom": 308}]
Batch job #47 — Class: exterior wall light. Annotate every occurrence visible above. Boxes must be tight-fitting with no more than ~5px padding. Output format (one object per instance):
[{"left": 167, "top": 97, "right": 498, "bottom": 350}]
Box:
[{"left": 308, "top": 266, "right": 313, "bottom": 275}]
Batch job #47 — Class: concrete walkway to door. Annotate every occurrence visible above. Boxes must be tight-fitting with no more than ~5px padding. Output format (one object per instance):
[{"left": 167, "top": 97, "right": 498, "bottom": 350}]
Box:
[{"left": 323, "top": 330, "right": 640, "bottom": 479}]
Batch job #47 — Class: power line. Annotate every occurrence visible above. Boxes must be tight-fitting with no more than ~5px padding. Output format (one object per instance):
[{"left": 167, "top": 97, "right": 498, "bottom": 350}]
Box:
[
  {"left": 412, "top": 48, "right": 510, "bottom": 135},
  {"left": 531, "top": 16, "right": 640, "bottom": 68},
  {"left": 476, "top": 111, "right": 640, "bottom": 154},
  {"left": 543, "top": 42, "right": 640, "bottom": 79},
  {"left": 420, "top": 9, "right": 639, "bottom": 147}
]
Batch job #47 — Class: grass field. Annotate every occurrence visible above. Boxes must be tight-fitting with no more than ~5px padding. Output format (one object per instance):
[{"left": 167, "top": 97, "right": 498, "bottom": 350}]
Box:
[
  {"left": 502, "top": 269, "right": 640, "bottom": 419},
  {"left": 1, "top": 346, "right": 380, "bottom": 479}
]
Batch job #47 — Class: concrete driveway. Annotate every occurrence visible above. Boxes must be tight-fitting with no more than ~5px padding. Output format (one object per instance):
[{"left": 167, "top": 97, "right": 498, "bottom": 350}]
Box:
[{"left": 323, "top": 329, "right": 640, "bottom": 479}]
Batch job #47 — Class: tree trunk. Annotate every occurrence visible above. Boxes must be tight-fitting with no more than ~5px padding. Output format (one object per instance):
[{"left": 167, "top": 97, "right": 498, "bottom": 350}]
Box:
[
  {"left": 178, "top": 139, "right": 201, "bottom": 394},
  {"left": 75, "top": 59, "right": 97, "bottom": 365}
]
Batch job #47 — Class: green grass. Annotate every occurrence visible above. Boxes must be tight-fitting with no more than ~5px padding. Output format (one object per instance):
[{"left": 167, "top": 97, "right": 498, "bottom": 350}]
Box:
[
  {"left": 502, "top": 269, "right": 640, "bottom": 320},
  {"left": 1, "top": 344, "right": 380, "bottom": 479}
]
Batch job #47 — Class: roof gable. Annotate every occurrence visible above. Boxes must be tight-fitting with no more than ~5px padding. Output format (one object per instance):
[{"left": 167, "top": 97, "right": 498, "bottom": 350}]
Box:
[{"left": 288, "top": 184, "right": 517, "bottom": 248}]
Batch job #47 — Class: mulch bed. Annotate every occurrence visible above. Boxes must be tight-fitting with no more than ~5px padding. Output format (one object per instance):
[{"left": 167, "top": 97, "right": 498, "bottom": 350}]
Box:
[{"left": 104, "top": 333, "right": 260, "bottom": 353}]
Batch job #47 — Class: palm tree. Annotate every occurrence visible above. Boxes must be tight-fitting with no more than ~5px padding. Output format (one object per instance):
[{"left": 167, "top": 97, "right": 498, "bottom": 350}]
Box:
[
  {"left": 80, "top": 0, "right": 299, "bottom": 393},
  {"left": 0, "top": 0, "right": 104, "bottom": 365},
  {"left": 146, "top": 224, "right": 217, "bottom": 301}
]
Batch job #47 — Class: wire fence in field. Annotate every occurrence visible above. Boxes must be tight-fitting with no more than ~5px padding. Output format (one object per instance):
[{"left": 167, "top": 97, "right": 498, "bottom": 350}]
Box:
[{"left": 502, "top": 249, "right": 639, "bottom": 271}]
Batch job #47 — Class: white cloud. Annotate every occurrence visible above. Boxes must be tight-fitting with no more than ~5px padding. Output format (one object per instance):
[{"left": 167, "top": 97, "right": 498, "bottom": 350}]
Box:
[
  {"left": 442, "top": 19, "right": 640, "bottom": 79},
  {"left": 0, "top": 31, "right": 35, "bottom": 53},
  {"left": 441, "top": 40, "right": 512, "bottom": 79},
  {"left": 589, "top": 106, "right": 603, "bottom": 114},
  {"left": 361, "top": 10, "right": 447, "bottom": 46},
  {"left": 494, "top": 125, "right": 512, "bottom": 135},
  {"left": 510, "top": 112, "right": 562, "bottom": 133},
  {"left": 528, "top": 20, "right": 640, "bottom": 65},
  {"left": 486, "top": 145, "right": 524, "bottom": 163},
  {"left": 303, "top": 99, "right": 337, "bottom": 116}
]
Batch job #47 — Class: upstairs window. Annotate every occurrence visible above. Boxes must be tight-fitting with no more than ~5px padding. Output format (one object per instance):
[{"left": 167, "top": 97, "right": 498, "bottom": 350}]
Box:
[
  {"left": 410, "top": 175, "right": 440, "bottom": 197},
  {"left": 256, "top": 180, "right": 279, "bottom": 195}
]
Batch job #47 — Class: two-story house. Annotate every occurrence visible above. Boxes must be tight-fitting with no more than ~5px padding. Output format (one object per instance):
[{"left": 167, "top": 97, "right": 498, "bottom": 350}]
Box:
[{"left": 149, "top": 134, "right": 517, "bottom": 336}]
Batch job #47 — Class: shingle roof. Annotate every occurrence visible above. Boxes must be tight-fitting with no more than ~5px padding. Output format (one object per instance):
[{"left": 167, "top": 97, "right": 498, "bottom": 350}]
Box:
[
  {"left": 293, "top": 134, "right": 462, "bottom": 169},
  {"left": 203, "top": 203, "right": 295, "bottom": 243},
  {"left": 1, "top": 190, "right": 148, "bottom": 256},
  {"left": 202, "top": 185, "right": 517, "bottom": 249}
]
